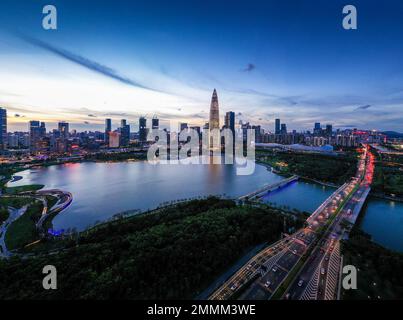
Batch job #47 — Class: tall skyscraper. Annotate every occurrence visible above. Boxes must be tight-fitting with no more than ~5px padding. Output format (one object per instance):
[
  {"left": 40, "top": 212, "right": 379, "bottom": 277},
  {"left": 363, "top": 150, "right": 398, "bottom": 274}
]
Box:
[
  {"left": 58, "top": 122, "right": 69, "bottom": 139},
  {"left": 281, "top": 123, "right": 287, "bottom": 134},
  {"left": 152, "top": 116, "right": 159, "bottom": 130},
  {"left": 314, "top": 122, "right": 321, "bottom": 135},
  {"left": 105, "top": 118, "right": 112, "bottom": 144},
  {"left": 0, "top": 107, "right": 7, "bottom": 150},
  {"left": 139, "top": 116, "right": 147, "bottom": 142},
  {"left": 209, "top": 89, "right": 220, "bottom": 131},
  {"left": 29, "top": 121, "right": 46, "bottom": 153},
  {"left": 120, "top": 119, "right": 130, "bottom": 146},
  {"left": 275, "top": 118, "right": 281, "bottom": 135},
  {"left": 326, "top": 124, "right": 333, "bottom": 137},
  {"left": 225, "top": 111, "right": 235, "bottom": 133},
  {"left": 225, "top": 111, "right": 235, "bottom": 151}
]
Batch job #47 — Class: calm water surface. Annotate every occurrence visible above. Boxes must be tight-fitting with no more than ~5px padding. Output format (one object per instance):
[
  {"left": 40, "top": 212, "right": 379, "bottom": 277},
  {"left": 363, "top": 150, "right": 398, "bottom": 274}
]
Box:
[
  {"left": 8, "top": 161, "right": 333, "bottom": 231},
  {"left": 360, "top": 198, "right": 403, "bottom": 252},
  {"left": 8, "top": 161, "right": 403, "bottom": 252},
  {"left": 8, "top": 161, "right": 285, "bottom": 231},
  {"left": 261, "top": 181, "right": 334, "bottom": 213}
]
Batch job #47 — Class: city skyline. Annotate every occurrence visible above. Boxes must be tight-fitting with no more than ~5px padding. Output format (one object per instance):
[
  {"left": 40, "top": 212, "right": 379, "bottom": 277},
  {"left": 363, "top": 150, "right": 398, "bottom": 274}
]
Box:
[{"left": 1, "top": 0, "right": 403, "bottom": 132}]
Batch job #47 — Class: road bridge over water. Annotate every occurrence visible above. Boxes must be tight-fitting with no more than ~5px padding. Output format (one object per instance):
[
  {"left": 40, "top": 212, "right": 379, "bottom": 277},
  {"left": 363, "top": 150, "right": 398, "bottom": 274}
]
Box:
[{"left": 238, "top": 175, "right": 299, "bottom": 201}]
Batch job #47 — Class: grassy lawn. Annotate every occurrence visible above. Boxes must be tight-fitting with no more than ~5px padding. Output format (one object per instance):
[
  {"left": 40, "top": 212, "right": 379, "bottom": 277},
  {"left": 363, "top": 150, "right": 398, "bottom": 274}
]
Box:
[
  {"left": 4, "top": 201, "right": 44, "bottom": 250},
  {"left": 5, "top": 184, "right": 44, "bottom": 195}
]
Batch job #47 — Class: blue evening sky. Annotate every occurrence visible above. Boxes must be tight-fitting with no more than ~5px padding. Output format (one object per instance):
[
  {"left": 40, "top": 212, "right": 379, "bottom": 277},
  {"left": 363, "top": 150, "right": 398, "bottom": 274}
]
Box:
[{"left": 0, "top": 0, "right": 402, "bottom": 132}]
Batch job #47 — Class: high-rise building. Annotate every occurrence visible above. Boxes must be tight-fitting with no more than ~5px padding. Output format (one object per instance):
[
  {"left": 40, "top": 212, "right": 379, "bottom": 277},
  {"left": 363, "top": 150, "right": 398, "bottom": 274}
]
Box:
[
  {"left": 252, "top": 125, "right": 263, "bottom": 143},
  {"left": 152, "top": 116, "right": 159, "bottom": 130},
  {"left": 225, "top": 111, "right": 235, "bottom": 133},
  {"left": 0, "top": 107, "right": 7, "bottom": 150},
  {"left": 58, "top": 122, "right": 69, "bottom": 139},
  {"left": 139, "top": 116, "right": 147, "bottom": 142},
  {"left": 29, "top": 121, "right": 46, "bottom": 153},
  {"left": 314, "top": 122, "right": 322, "bottom": 135},
  {"left": 21, "top": 134, "right": 30, "bottom": 148},
  {"left": 120, "top": 119, "right": 130, "bottom": 146},
  {"left": 275, "top": 118, "right": 281, "bottom": 135},
  {"left": 180, "top": 123, "right": 188, "bottom": 132},
  {"left": 190, "top": 126, "right": 201, "bottom": 136},
  {"left": 105, "top": 118, "right": 112, "bottom": 144},
  {"left": 7, "top": 134, "right": 18, "bottom": 148},
  {"left": 225, "top": 111, "right": 236, "bottom": 150},
  {"left": 109, "top": 131, "right": 120, "bottom": 148},
  {"left": 209, "top": 89, "right": 220, "bottom": 131},
  {"left": 326, "top": 124, "right": 333, "bottom": 137},
  {"left": 280, "top": 123, "right": 287, "bottom": 134}
]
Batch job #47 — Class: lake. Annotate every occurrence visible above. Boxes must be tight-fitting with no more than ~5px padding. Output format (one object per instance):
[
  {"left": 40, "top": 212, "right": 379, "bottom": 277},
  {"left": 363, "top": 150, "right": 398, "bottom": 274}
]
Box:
[
  {"left": 7, "top": 161, "right": 403, "bottom": 252},
  {"left": 7, "top": 161, "right": 332, "bottom": 231}
]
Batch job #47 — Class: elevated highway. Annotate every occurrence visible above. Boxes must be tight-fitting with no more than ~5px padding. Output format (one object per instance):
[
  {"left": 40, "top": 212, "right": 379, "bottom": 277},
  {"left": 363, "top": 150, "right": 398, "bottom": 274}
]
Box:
[{"left": 210, "top": 146, "right": 373, "bottom": 301}]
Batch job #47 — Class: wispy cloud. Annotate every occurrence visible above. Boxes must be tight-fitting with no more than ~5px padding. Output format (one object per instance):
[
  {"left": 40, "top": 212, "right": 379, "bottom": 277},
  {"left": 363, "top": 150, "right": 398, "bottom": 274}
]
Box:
[
  {"left": 103, "top": 112, "right": 130, "bottom": 117},
  {"left": 18, "top": 34, "right": 165, "bottom": 94},
  {"left": 355, "top": 104, "right": 371, "bottom": 111}
]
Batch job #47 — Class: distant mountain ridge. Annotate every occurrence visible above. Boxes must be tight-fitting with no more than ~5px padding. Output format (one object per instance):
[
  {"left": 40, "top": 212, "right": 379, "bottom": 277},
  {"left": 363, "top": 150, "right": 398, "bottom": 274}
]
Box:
[{"left": 382, "top": 131, "right": 403, "bottom": 138}]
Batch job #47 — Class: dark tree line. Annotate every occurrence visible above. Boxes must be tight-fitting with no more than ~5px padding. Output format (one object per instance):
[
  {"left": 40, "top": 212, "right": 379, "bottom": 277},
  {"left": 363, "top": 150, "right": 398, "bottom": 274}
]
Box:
[
  {"left": 341, "top": 229, "right": 403, "bottom": 300},
  {"left": 258, "top": 151, "right": 357, "bottom": 185},
  {"left": 0, "top": 197, "right": 303, "bottom": 299}
]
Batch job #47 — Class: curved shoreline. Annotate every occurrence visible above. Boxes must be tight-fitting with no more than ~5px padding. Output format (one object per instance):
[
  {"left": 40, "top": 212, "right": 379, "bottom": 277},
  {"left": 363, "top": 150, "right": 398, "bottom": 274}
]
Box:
[
  {"left": 6, "top": 161, "right": 403, "bottom": 253},
  {"left": 0, "top": 187, "right": 73, "bottom": 256}
]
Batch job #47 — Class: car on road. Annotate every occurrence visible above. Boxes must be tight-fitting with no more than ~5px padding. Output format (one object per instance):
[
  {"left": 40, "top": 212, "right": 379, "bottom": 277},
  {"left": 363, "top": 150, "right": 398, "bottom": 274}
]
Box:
[
  {"left": 321, "top": 268, "right": 326, "bottom": 275},
  {"left": 272, "top": 266, "right": 278, "bottom": 272},
  {"left": 264, "top": 280, "right": 271, "bottom": 288},
  {"left": 292, "top": 249, "right": 297, "bottom": 255},
  {"left": 298, "top": 279, "right": 304, "bottom": 287}
]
